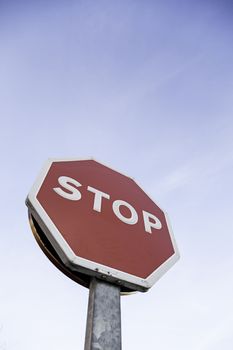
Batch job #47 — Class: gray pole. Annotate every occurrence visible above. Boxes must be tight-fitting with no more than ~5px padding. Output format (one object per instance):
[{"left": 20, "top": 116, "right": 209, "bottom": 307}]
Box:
[{"left": 84, "top": 277, "right": 122, "bottom": 350}]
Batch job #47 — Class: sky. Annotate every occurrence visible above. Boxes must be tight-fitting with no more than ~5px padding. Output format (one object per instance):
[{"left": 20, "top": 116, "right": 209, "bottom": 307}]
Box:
[{"left": 0, "top": 0, "right": 233, "bottom": 349}]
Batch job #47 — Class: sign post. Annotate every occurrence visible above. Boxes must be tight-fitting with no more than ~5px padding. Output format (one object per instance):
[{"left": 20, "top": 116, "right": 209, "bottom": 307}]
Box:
[
  {"left": 26, "top": 158, "right": 179, "bottom": 348},
  {"left": 85, "top": 278, "right": 121, "bottom": 350}
]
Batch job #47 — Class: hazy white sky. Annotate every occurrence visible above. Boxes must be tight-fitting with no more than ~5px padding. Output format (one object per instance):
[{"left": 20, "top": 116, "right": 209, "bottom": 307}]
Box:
[{"left": 0, "top": 1, "right": 233, "bottom": 349}]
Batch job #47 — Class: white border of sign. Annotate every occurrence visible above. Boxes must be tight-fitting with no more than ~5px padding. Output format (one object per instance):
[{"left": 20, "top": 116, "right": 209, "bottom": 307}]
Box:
[{"left": 26, "top": 158, "right": 180, "bottom": 292}]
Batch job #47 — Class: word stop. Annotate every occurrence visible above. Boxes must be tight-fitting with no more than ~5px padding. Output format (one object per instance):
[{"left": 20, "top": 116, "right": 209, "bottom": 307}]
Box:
[{"left": 53, "top": 176, "right": 162, "bottom": 234}]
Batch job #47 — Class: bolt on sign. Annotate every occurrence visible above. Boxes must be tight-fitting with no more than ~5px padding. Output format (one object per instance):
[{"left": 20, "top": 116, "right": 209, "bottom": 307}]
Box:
[{"left": 26, "top": 159, "right": 179, "bottom": 292}]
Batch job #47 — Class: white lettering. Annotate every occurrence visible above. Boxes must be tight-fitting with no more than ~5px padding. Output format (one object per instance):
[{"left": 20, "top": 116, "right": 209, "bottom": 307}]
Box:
[
  {"left": 112, "top": 200, "right": 138, "bottom": 225},
  {"left": 87, "top": 186, "right": 110, "bottom": 212},
  {"left": 142, "top": 210, "right": 162, "bottom": 233},
  {"left": 53, "top": 176, "right": 162, "bottom": 235},
  {"left": 53, "top": 176, "right": 82, "bottom": 201}
]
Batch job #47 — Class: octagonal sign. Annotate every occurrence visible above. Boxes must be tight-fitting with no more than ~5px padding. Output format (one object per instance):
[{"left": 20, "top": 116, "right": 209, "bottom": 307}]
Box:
[{"left": 26, "top": 159, "right": 179, "bottom": 292}]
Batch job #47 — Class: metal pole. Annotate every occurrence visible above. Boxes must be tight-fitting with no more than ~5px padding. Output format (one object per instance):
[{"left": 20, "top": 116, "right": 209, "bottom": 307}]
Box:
[{"left": 84, "top": 277, "right": 122, "bottom": 350}]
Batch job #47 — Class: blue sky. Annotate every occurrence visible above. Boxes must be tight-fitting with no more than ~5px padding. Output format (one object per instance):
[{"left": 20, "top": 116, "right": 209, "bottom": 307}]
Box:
[{"left": 0, "top": 1, "right": 233, "bottom": 349}]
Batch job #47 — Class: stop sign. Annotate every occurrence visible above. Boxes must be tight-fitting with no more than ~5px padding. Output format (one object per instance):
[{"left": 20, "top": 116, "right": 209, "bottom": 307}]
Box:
[{"left": 26, "top": 159, "right": 179, "bottom": 292}]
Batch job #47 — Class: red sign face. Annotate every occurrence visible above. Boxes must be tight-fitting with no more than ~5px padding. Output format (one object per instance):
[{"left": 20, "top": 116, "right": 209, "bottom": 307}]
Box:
[{"left": 27, "top": 159, "right": 179, "bottom": 291}]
